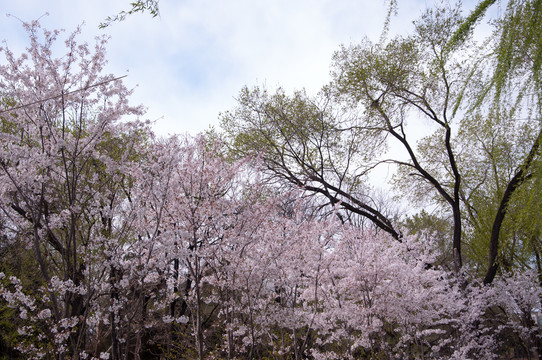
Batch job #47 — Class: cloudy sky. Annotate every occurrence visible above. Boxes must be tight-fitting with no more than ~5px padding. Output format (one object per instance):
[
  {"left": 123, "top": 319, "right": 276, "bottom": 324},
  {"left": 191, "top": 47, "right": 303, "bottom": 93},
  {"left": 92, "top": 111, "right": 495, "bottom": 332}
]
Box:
[{"left": 0, "top": 0, "right": 481, "bottom": 137}]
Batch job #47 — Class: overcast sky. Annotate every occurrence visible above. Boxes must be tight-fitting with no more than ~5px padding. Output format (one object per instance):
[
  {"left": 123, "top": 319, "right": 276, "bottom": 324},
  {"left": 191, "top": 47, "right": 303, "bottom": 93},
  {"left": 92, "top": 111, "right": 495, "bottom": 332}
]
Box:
[{"left": 0, "top": 0, "right": 482, "bottom": 137}]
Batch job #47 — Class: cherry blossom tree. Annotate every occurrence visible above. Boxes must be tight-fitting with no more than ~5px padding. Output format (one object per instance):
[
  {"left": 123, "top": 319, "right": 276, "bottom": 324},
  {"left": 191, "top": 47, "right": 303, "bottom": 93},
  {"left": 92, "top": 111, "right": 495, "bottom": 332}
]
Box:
[{"left": 0, "top": 20, "right": 149, "bottom": 359}]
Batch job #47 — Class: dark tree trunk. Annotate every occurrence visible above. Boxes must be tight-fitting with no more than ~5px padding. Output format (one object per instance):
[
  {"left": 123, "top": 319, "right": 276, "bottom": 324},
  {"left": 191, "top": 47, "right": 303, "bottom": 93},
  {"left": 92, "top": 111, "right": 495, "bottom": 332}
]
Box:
[{"left": 484, "top": 128, "right": 542, "bottom": 285}]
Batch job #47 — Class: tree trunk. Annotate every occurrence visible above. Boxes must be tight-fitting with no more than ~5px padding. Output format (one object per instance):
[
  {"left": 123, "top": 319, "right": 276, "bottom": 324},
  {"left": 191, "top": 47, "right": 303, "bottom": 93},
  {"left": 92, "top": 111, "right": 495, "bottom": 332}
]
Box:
[
  {"left": 110, "top": 266, "right": 121, "bottom": 360},
  {"left": 484, "top": 128, "right": 542, "bottom": 285}
]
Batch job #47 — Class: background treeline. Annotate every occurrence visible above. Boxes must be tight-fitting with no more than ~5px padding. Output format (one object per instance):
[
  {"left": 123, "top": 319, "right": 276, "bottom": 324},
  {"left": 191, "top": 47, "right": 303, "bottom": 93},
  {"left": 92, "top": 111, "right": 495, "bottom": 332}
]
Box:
[{"left": 1, "top": 0, "right": 542, "bottom": 359}]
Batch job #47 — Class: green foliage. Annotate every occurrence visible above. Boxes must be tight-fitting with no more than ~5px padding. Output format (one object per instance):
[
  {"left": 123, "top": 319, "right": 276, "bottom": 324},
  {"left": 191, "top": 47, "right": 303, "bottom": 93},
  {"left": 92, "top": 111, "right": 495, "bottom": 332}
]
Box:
[
  {"left": 331, "top": 37, "right": 421, "bottom": 111},
  {"left": 0, "top": 97, "right": 19, "bottom": 134},
  {"left": 0, "top": 239, "right": 45, "bottom": 358},
  {"left": 446, "top": 0, "right": 497, "bottom": 52},
  {"left": 492, "top": 0, "right": 542, "bottom": 103},
  {"left": 99, "top": 0, "right": 160, "bottom": 28},
  {"left": 402, "top": 210, "right": 455, "bottom": 268},
  {"left": 220, "top": 85, "right": 402, "bottom": 234},
  {"left": 460, "top": 0, "right": 542, "bottom": 281},
  {"left": 221, "top": 85, "right": 377, "bottom": 187}
]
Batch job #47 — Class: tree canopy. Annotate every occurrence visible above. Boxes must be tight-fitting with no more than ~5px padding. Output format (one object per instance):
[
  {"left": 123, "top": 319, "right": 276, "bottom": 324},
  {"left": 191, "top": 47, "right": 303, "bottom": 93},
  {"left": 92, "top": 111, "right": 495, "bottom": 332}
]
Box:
[{"left": 1, "top": 1, "right": 542, "bottom": 359}]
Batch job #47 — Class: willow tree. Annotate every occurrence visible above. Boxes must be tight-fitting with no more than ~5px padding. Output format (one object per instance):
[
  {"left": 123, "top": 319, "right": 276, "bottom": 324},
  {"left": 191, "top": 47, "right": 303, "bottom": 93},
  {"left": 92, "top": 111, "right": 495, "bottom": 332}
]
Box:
[
  {"left": 444, "top": 0, "right": 542, "bottom": 284},
  {"left": 478, "top": 0, "right": 542, "bottom": 285}
]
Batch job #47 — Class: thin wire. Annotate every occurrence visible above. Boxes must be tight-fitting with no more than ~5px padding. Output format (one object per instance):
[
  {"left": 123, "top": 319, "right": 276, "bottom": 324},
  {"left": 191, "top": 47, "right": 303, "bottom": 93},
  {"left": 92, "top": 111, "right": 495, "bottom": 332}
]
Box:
[{"left": 0, "top": 74, "right": 127, "bottom": 115}]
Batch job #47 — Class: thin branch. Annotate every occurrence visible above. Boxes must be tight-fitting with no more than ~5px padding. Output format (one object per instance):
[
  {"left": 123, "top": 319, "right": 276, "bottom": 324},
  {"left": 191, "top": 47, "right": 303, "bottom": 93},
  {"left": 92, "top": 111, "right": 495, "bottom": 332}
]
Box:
[{"left": 0, "top": 75, "right": 128, "bottom": 115}]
